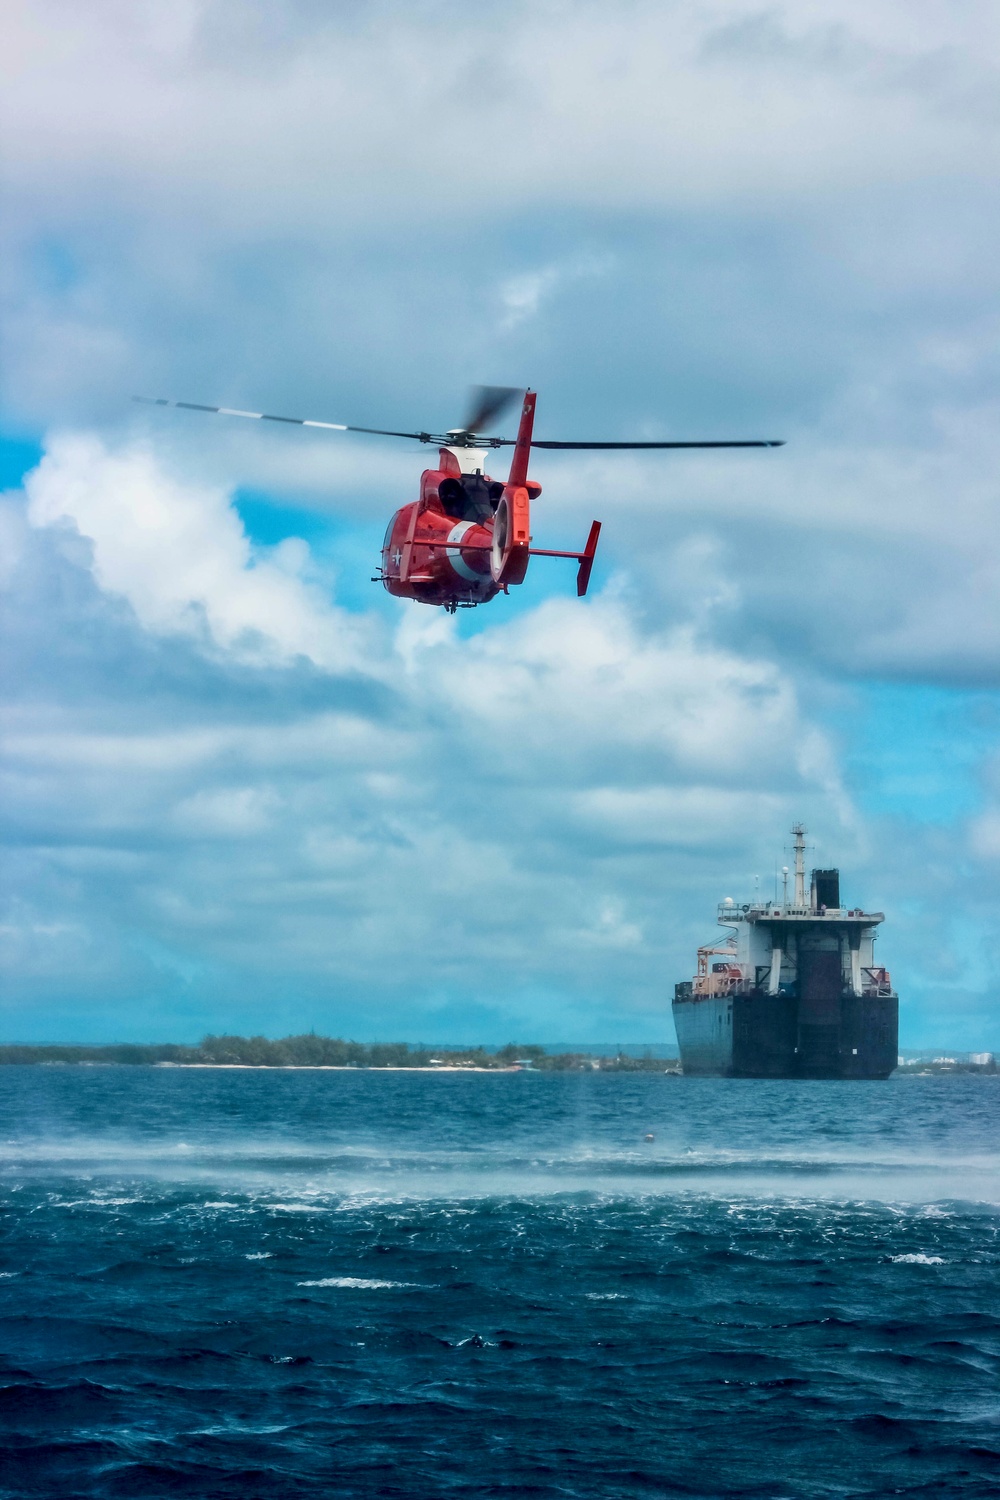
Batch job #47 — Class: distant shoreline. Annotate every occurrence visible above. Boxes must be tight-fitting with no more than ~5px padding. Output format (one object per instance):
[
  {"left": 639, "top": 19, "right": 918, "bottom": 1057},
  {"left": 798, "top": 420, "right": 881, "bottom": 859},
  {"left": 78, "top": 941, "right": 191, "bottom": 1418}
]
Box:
[
  {"left": 2, "top": 1058, "right": 996, "bottom": 1077},
  {"left": 0, "top": 1036, "right": 677, "bottom": 1073},
  {"left": 1, "top": 1036, "right": 992, "bottom": 1075}
]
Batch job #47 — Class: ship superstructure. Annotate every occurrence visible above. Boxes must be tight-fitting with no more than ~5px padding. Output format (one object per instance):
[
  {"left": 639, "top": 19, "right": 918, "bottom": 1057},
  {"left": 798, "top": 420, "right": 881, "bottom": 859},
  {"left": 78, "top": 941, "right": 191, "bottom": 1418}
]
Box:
[{"left": 672, "top": 825, "right": 898, "bottom": 1078}]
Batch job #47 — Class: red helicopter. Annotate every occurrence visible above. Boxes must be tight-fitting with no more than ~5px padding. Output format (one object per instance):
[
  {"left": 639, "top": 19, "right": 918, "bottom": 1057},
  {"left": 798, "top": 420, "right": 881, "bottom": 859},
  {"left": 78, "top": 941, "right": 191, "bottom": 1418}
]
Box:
[{"left": 135, "top": 386, "right": 783, "bottom": 612}]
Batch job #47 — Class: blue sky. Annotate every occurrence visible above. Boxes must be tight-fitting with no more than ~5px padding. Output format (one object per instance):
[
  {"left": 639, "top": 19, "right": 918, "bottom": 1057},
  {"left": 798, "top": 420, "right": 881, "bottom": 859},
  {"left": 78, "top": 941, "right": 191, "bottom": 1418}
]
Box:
[{"left": 2, "top": 0, "right": 1000, "bottom": 1046}]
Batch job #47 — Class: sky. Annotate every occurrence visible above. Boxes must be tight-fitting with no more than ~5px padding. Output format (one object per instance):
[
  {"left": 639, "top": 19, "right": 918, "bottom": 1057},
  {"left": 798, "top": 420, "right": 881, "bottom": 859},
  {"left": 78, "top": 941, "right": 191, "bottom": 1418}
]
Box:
[{"left": 2, "top": 0, "right": 1000, "bottom": 1047}]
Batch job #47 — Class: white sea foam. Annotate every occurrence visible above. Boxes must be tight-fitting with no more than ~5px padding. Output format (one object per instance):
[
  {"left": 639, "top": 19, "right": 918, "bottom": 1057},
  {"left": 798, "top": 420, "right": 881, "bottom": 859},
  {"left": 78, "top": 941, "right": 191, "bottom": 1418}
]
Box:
[
  {"left": 245, "top": 1251, "right": 273, "bottom": 1259},
  {"left": 0, "top": 1271, "right": 20, "bottom": 1278},
  {"left": 890, "top": 1253, "right": 945, "bottom": 1264},
  {"left": 6, "top": 1127, "right": 1000, "bottom": 1208},
  {"left": 296, "top": 1276, "right": 416, "bottom": 1289}
]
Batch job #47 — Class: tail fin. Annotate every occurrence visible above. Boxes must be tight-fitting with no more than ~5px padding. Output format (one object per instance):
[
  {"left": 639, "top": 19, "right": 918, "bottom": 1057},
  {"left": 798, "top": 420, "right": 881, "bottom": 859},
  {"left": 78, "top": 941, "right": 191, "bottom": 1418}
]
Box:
[
  {"left": 492, "top": 391, "right": 536, "bottom": 590},
  {"left": 576, "top": 521, "right": 601, "bottom": 597},
  {"left": 506, "top": 391, "right": 536, "bottom": 488}
]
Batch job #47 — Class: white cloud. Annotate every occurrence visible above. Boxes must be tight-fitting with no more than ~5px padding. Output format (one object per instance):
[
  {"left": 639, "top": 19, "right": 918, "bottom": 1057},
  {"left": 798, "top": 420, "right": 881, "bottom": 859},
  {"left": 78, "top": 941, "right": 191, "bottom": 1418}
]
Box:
[
  {"left": 3, "top": 1, "right": 998, "bottom": 224},
  {"left": 537, "top": 409, "right": 1000, "bottom": 685},
  {"left": 24, "top": 433, "right": 372, "bottom": 670},
  {"left": 970, "top": 812, "right": 1000, "bottom": 860},
  {"left": 2, "top": 0, "right": 998, "bottom": 695},
  {"left": 500, "top": 269, "right": 564, "bottom": 332},
  {"left": 498, "top": 255, "right": 611, "bottom": 332},
  {"left": 5, "top": 435, "right": 1000, "bottom": 1044},
  {"left": 417, "top": 601, "right": 807, "bottom": 784},
  {"left": 572, "top": 787, "right": 786, "bottom": 848},
  {"left": 1, "top": 437, "right": 857, "bottom": 1036},
  {"left": 172, "top": 784, "right": 280, "bottom": 838}
]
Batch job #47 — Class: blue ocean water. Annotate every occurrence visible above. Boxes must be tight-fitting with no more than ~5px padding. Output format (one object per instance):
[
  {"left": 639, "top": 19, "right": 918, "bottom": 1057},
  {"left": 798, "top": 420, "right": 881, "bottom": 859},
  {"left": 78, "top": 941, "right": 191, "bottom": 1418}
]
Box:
[{"left": 1, "top": 1068, "right": 998, "bottom": 1499}]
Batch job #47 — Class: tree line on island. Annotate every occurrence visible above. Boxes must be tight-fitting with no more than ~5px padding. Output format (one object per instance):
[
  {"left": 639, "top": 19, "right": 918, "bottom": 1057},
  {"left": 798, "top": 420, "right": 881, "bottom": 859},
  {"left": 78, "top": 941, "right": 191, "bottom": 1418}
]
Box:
[{"left": 0, "top": 1034, "right": 674, "bottom": 1071}]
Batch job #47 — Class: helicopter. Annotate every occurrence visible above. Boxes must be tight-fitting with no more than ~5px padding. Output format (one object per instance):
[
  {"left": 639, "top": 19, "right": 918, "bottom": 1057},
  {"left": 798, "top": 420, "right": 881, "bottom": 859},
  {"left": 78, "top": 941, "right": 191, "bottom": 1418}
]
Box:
[{"left": 134, "top": 386, "right": 783, "bottom": 612}]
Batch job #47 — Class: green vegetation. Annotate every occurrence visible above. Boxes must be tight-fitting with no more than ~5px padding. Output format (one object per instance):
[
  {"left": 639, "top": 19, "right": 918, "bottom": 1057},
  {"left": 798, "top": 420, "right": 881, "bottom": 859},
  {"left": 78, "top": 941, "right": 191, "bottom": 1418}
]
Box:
[
  {"left": 0, "top": 1035, "right": 676, "bottom": 1071},
  {"left": 0, "top": 1042, "right": 203, "bottom": 1065}
]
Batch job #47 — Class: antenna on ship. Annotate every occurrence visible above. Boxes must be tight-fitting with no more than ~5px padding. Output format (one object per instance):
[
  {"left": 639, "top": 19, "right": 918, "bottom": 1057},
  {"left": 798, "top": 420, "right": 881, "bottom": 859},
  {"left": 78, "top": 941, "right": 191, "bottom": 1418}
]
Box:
[
  {"left": 789, "top": 822, "right": 812, "bottom": 908},
  {"left": 781, "top": 865, "right": 789, "bottom": 909}
]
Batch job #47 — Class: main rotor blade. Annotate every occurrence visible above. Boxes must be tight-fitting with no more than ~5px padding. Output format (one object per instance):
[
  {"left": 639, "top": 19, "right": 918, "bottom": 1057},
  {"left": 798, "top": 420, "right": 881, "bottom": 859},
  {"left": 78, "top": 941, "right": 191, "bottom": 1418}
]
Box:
[
  {"left": 490, "top": 438, "right": 785, "bottom": 449},
  {"left": 133, "top": 398, "right": 785, "bottom": 451},
  {"left": 459, "top": 385, "right": 522, "bottom": 437},
  {"left": 132, "top": 397, "right": 433, "bottom": 443}
]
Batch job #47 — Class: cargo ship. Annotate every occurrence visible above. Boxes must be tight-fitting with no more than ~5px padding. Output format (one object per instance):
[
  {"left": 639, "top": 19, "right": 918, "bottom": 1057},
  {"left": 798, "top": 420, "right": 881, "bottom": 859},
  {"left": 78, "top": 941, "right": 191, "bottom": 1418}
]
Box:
[{"left": 672, "top": 825, "right": 898, "bottom": 1078}]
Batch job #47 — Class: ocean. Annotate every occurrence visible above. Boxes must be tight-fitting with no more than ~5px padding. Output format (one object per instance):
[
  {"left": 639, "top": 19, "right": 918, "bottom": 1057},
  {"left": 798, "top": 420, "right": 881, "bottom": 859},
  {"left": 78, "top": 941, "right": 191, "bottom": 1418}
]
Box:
[{"left": 1, "top": 1066, "right": 998, "bottom": 1498}]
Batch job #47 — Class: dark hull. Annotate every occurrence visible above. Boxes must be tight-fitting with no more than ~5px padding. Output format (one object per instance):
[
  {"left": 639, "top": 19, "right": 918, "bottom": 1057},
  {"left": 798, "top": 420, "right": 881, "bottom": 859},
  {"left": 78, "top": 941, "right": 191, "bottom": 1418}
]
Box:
[{"left": 672, "top": 988, "right": 898, "bottom": 1079}]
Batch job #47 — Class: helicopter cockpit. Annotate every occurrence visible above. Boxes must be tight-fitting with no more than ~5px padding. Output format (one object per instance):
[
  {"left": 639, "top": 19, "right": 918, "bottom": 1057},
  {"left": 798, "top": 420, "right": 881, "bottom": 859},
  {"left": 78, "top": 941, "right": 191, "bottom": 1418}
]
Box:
[{"left": 438, "top": 472, "right": 503, "bottom": 524}]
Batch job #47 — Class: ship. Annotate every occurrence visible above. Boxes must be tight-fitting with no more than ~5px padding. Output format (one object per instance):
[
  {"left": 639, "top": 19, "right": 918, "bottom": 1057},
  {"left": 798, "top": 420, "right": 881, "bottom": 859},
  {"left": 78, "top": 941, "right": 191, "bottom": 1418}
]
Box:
[{"left": 672, "top": 825, "right": 898, "bottom": 1078}]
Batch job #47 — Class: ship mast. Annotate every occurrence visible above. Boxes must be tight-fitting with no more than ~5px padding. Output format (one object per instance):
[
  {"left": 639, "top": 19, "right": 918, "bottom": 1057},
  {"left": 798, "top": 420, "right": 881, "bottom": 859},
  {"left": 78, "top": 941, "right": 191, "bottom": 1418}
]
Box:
[{"left": 791, "top": 822, "right": 807, "bottom": 908}]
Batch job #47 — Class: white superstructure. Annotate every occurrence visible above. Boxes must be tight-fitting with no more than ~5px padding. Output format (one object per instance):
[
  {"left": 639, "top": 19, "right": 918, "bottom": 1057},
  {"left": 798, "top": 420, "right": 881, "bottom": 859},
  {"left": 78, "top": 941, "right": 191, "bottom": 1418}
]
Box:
[{"left": 692, "top": 826, "right": 890, "bottom": 1002}]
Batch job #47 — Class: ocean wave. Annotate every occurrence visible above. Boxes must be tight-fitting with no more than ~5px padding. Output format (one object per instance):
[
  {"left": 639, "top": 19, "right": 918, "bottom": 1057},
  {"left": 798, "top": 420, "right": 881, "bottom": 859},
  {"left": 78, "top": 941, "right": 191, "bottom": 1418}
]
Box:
[
  {"left": 2, "top": 1068, "right": 998, "bottom": 1497},
  {"left": 267, "top": 1202, "right": 328, "bottom": 1213},
  {"left": 296, "top": 1277, "right": 417, "bottom": 1289}
]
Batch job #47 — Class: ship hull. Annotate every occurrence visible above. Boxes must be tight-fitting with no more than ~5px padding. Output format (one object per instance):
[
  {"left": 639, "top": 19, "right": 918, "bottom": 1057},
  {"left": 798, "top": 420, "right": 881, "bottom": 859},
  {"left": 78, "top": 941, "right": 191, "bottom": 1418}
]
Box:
[{"left": 672, "top": 989, "right": 898, "bottom": 1079}]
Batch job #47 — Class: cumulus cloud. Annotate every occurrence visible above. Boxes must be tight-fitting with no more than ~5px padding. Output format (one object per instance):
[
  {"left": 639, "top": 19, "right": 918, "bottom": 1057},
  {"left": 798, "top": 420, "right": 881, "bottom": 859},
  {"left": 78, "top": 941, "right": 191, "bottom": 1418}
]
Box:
[
  {"left": 567, "top": 415, "right": 1000, "bottom": 685},
  {"left": 3, "top": 1, "right": 998, "bottom": 691},
  {"left": 24, "top": 433, "right": 373, "bottom": 670},
  {"left": 5, "top": 434, "right": 999, "bottom": 1046},
  {"left": 2, "top": 439, "right": 856, "bottom": 1040}
]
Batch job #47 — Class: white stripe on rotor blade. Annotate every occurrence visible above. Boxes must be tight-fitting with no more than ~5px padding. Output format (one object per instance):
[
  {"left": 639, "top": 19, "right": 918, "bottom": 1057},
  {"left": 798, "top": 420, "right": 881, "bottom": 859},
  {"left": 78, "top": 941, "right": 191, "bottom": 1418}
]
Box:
[
  {"left": 302, "top": 420, "right": 348, "bottom": 430},
  {"left": 446, "top": 522, "right": 483, "bottom": 583},
  {"left": 217, "top": 408, "right": 264, "bottom": 419}
]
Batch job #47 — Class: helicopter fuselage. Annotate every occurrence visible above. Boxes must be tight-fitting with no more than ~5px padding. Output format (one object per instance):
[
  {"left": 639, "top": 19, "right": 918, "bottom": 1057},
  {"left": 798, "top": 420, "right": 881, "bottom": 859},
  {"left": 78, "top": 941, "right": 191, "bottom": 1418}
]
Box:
[
  {"left": 379, "top": 443, "right": 542, "bottom": 611},
  {"left": 379, "top": 449, "right": 506, "bottom": 609}
]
